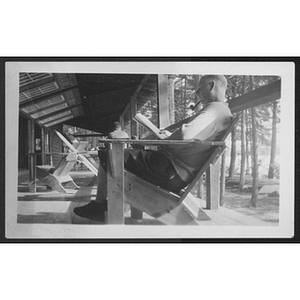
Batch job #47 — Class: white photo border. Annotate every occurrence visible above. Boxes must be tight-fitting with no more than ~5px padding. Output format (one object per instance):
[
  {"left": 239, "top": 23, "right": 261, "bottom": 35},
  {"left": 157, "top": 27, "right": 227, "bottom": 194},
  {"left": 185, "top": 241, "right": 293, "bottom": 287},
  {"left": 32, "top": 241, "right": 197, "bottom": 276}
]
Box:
[{"left": 5, "top": 60, "right": 295, "bottom": 239}]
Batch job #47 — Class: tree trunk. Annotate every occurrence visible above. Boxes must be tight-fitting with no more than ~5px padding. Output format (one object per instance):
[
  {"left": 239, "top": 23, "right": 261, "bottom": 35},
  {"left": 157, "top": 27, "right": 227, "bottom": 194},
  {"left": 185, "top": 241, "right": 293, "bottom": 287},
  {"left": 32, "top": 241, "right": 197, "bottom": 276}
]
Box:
[
  {"left": 245, "top": 109, "right": 251, "bottom": 175},
  {"left": 229, "top": 118, "right": 237, "bottom": 178},
  {"left": 238, "top": 77, "right": 247, "bottom": 192},
  {"left": 194, "top": 75, "right": 200, "bottom": 90},
  {"left": 249, "top": 77, "right": 259, "bottom": 207},
  {"left": 268, "top": 100, "right": 277, "bottom": 179},
  {"left": 180, "top": 77, "right": 183, "bottom": 112},
  {"left": 194, "top": 74, "right": 201, "bottom": 104}
]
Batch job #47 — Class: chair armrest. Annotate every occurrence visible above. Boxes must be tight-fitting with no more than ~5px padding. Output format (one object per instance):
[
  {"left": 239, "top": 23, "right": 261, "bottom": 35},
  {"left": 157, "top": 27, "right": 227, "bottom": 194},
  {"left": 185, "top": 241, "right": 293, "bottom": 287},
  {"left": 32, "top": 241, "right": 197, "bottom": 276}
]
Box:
[{"left": 101, "top": 139, "right": 225, "bottom": 147}]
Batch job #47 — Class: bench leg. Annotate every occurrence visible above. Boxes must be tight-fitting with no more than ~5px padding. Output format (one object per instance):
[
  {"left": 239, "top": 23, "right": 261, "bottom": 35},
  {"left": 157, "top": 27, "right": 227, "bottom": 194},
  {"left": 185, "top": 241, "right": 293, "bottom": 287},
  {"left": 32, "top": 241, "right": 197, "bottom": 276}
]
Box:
[
  {"left": 130, "top": 206, "right": 143, "bottom": 223},
  {"left": 43, "top": 174, "right": 68, "bottom": 193},
  {"left": 67, "top": 180, "right": 80, "bottom": 190}
]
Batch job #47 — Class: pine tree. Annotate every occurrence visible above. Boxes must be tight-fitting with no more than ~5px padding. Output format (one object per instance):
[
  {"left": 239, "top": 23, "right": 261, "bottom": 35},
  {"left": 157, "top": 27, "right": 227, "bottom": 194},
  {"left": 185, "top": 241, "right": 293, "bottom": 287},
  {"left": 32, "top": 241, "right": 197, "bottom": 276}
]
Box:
[
  {"left": 238, "top": 76, "right": 247, "bottom": 192},
  {"left": 249, "top": 76, "right": 259, "bottom": 207},
  {"left": 268, "top": 100, "right": 278, "bottom": 178}
]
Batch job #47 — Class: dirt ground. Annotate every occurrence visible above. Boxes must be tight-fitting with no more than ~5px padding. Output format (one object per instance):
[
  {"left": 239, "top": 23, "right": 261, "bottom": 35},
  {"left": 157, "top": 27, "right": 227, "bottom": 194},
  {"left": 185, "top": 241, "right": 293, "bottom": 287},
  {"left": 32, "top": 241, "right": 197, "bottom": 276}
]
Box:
[
  {"left": 193, "top": 176, "right": 280, "bottom": 224},
  {"left": 222, "top": 190, "right": 279, "bottom": 224},
  {"left": 224, "top": 176, "right": 279, "bottom": 224}
]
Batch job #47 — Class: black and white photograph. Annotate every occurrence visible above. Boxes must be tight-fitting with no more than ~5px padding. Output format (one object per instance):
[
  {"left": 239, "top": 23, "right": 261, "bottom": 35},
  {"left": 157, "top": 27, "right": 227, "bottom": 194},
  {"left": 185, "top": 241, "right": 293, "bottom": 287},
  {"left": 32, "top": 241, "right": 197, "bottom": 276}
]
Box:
[
  {"left": 5, "top": 60, "right": 295, "bottom": 239},
  {"left": 1, "top": 2, "right": 299, "bottom": 299}
]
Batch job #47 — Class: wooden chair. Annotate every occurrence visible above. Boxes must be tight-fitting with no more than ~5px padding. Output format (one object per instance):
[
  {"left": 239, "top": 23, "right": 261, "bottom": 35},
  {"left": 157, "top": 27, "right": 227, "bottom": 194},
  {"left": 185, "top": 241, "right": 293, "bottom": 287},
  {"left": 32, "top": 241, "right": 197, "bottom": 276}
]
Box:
[{"left": 104, "top": 115, "right": 239, "bottom": 224}]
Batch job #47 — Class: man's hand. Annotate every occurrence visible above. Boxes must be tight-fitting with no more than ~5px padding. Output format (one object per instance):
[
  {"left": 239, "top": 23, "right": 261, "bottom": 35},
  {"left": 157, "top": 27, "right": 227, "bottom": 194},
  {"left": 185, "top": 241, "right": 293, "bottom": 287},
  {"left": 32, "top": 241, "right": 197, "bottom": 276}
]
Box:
[{"left": 158, "top": 130, "right": 171, "bottom": 138}]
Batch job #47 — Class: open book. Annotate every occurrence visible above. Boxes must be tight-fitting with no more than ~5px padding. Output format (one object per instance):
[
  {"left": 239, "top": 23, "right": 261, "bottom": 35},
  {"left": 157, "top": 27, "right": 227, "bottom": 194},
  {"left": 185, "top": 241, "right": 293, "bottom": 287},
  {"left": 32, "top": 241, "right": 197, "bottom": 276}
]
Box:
[{"left": 133, "top": 113, "right": 169, "bottom": 139}]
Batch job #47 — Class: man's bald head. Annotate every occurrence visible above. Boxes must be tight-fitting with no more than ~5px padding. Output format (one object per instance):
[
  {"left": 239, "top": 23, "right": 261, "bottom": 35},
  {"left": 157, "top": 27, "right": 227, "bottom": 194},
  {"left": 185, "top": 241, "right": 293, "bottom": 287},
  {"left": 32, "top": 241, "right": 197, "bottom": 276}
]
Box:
[
  {"left": 199, "top": 75, "right": 227, "bottom": 89},
  {"left": 196, "top": 75, "right": 228, "bottom": 104}
]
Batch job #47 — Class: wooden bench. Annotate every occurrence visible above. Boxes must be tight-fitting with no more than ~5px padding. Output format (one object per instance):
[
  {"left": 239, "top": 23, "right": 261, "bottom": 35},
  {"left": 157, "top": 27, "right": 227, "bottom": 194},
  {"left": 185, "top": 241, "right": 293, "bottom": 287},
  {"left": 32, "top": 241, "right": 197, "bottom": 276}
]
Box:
[{"left": 35, "top": 131, "right": 98, "bottom": 193}]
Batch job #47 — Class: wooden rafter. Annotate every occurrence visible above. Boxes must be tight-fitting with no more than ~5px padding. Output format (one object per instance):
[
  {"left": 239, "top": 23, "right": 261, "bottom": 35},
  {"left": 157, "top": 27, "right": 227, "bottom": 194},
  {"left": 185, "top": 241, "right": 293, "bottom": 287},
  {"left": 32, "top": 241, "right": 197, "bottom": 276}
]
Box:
[
  {"left": 19, "top": 85, "right": 78, "bottom": 108},
  {"left": 36, "top": 104, "right": 83, "bottom": 122},
  {"left": 19, "top": 75, "right": 56, "bottom": 93},
  {"left": 228, "top": 79, "right": 281, "bottom": 113}
]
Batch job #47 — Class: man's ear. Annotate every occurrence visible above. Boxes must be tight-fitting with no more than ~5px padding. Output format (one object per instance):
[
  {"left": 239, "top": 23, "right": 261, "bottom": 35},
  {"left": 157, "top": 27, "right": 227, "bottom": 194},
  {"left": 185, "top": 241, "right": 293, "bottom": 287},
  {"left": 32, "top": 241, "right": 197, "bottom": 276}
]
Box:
[{"left": 208, "top": 80, "right": 215, "bottom": 91}]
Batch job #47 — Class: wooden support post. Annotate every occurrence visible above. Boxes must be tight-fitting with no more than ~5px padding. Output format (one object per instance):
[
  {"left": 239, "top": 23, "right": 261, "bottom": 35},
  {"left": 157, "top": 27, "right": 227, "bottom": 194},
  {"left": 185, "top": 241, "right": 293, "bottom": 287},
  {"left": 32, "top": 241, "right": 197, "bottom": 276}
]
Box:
[
  {"left": 28, "top": 154, "right": 37, "bottom": 193},
  {"left": 91, "top": 136, "right": 97, "bottom": 150},
  {"left": 41, "top": 127, "right": 45, "bottom": 165},
  {"left": 220, "top": 151, "right": 226, "bottom": 206},
  {"left": 168, "top": 76, "right": 176, "bottom": 125},
  {"left": 119, "top": 113, "right": 125, "bottom": 127},
  {"left": 129, "top": 96, "right": 143, "bottom": 221},
  {"left": 107, "top": 143, "right": 125, "bottom": 224},
  {"left": 157, "top": 74, "right": 170, "bottom": 128},
  {"left": 206, "top": 157, "right": 221, "bottom": 210},
  {"left": 45, "top": 129, "right": 50, "bottom": 165},
  {"left": 130, "top": 96, "right": 138, "bottom": 137},
  {"left": 28, "top": 119, "right": 36, "bottom": 193}
]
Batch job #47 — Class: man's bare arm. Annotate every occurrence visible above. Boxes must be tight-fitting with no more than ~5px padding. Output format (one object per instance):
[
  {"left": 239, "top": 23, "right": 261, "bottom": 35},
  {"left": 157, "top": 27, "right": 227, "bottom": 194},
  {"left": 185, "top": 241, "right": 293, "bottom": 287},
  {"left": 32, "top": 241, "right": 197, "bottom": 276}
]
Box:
[{"left": 161, "top": 115, "right": 194, "bottom": 132}]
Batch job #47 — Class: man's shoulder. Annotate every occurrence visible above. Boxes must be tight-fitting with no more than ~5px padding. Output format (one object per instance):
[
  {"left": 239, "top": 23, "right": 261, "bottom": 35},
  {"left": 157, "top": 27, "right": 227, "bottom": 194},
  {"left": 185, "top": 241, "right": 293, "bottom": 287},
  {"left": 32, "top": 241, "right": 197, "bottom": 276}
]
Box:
[
  {"left": 205, "top": 102, "right": 232, "bottom": 115},
  {"left": 108, "top": 131, "right": 129, "bottom": 139}
]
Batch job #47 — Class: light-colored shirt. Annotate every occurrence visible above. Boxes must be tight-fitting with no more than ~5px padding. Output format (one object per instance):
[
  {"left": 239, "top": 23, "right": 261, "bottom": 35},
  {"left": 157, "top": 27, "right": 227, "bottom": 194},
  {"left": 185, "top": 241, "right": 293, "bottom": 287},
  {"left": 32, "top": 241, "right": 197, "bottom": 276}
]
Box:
[
  {"left": 107, "top": 129, "right": 129, "bottom": 139},
  {"left": 161, "top": 102, "right": 232, "bottom": 181}
]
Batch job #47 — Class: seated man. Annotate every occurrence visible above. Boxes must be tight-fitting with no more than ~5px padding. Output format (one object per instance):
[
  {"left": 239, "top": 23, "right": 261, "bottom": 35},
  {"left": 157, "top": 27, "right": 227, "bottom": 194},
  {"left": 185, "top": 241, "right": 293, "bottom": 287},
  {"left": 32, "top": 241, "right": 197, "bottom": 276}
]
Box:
[
  {"left": 107, "top": 121, "right": 130, "bottom": 139},
  {"left": 74, "top": 75, "right": 233, "bottom": 222}
]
